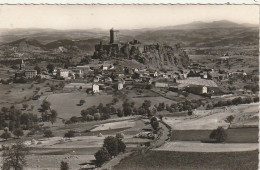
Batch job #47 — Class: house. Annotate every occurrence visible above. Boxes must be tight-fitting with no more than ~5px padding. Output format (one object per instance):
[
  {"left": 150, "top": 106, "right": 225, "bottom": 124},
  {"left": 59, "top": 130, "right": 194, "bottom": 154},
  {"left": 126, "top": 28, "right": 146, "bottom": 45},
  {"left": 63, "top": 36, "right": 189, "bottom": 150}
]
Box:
[
  {"left": 76, "top": 65, "right": 91, "bottom": 73},
  {"left": 118, "top": 82, "right": 123, "bottom": 90},
  {"left": 149, "top": 71, "right": 158, "bottom": 78},
  {"left": 25, "top": 70, "right": 37, "bottom": 78},
  {"left": 92, "top": 84, "right": 99, "bottom": 93},
  {"left": 155, "top": 82, "right": 168, "bottom": 88},
  {"left": 185, "top": 85, "right": 207, "bottom": 95},
  {"left": 57, "top": 69, "right": 69, "bottom": 79},
  {"left": 200, "top": 72, "right": 208, "bottom": 79},
  {"left": 101, "top": 64, "right": 114, "bottom": 71}
]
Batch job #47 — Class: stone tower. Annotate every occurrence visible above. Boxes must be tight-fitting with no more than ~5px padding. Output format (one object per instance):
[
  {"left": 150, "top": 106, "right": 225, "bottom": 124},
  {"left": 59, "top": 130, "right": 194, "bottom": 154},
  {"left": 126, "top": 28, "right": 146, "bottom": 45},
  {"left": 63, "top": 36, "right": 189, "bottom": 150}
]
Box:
[{"left": 110, "top": 28, "right": 119, "bottom": 44}]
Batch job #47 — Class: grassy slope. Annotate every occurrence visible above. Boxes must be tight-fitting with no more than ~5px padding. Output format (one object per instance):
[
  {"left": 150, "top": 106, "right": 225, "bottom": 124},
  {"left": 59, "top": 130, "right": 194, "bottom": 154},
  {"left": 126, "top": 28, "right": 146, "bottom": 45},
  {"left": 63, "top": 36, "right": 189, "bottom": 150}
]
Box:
[{"left": 114, "top": 150, "right": 259, "bottom": 170}]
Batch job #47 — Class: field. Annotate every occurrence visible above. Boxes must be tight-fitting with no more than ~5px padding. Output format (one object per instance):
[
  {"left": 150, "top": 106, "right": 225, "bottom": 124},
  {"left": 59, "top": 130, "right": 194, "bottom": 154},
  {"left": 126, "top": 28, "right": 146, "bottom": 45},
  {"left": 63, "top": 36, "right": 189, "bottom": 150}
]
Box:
[
  {"left": 17, "top": 118, "right": 150, "bottom": 169},
  {"left": 171, "top": 128, "right": 258, "bottom": 143},
  {"left": 114, "top": 150, "right": 259, "bottom": 170},
  {"left": 163, "top": 103, "right": 259, "bottom": 130},
  {"left": 47, "top": 93, "right": 114, "bottom": 119},
  {"left": 153, "top": 141, "right": 258, "bottom": 152}
]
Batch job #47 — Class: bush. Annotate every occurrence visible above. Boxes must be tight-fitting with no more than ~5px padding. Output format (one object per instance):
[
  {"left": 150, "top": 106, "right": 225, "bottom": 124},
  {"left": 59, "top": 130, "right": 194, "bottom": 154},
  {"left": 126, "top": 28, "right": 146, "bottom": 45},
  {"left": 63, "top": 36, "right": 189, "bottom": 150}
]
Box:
[
  {"left": 94, "top": 113, "right": 101, "bottom": 121},
  {"left": 116, "top": 133, "right": 124, "bottom": 140},
  {"left": 64, "top": 130, "right": 75, "bottom": 139},
  {"left": 209, "top": 127, "right": 227, "bottom": 143},
  {"left": 13, "top": 129, "right": 24, "bottom": 138},
  {"left": 60, "top": 161, "right": 69, "bottom": 170},
  {"left": 94, "top": 147, "right": 111, "bottom": 167},
  {"left": 150, "top": 117, "right": 159, "bottom": 131},
  {"left": 1, "top": 131, "right": 11, "bottom": 140},
  {"left": 43, "top": 130, "right": 53, "bottom": 138},
  {"left": 253, "top": 97, "right": 259, "bottom": 103},
  {"left": 79, "top": 99, "right": 85, "bottom": 105},
  {"left": 116, "top": 109, "right": 123, "bottom": 117}
]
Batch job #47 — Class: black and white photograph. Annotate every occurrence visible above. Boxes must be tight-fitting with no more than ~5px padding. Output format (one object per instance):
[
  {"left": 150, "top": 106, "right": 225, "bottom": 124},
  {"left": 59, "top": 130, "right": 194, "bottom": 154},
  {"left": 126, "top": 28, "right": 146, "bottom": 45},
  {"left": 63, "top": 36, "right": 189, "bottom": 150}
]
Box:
[{"left": 0, "top": 4, "right": 258, "bottom": 170}]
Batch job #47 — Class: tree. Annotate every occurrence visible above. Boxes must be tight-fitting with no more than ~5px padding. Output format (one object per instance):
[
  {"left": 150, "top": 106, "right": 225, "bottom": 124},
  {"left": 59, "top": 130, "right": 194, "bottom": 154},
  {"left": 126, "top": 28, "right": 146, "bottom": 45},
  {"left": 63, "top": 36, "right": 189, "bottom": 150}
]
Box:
[
  {"left": 94, "top": 113, "right": 101, "bottom": 121},
  {"left": 150, "top": 117, "right": 159, "bottom": 131},
  {"left": 94, "top": 147, "right": 111, "bottom": 167},
  {"left": 103, "top": 136, "right": 126, "bottom": 157},
  {"left": 41, "top": 100, "right": 51, "bottom": 112},
  {"left": 50, "top": 110, "right": 58, "bottom": 124},
  {"left": 64, "top": 130, "right": 75, "bottom": 139},
  {"left": 116, "top": 109, "right": 123, "bottom": 117},
  {"left": 22, "top": 104, "right": 29, "bottom": 110},
  {"left": 34, "top": 66, "right": 41, "bottom": 74},
  {"left": 1, "top": 131, "right": 11, "bottom": 141},
  {"left": 13, "top": 129, "right": 24, "bottom": 138},
  {"left": 226, "top": 115, "right": 234, "bottom": 128},
  {"left": 209, "top": 127, "right": 227, "bottom": 143},
  {"left": 60, "top": 161, "right": 69, "bottom": 170},
  {"left": 43, "top": 130, "right": 53, "bottom": 138},
  {"left": 79, "top": 99, "right": 85, "bottom": 106},
  {"left": 47, "top": 64, "right": 54, "bottom": 74},
  {"left": 2, "top": 140, "right": 29, "bottom": 170},
  {"left": 123, "top": 107, "right": 132, "bottom": 116}
]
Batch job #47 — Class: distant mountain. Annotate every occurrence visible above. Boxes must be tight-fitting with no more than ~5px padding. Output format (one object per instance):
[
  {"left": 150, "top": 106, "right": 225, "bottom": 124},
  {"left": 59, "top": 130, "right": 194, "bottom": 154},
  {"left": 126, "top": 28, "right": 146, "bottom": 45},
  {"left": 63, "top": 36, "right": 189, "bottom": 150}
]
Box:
[
  {"left": 0, "top": 20, "right": 258, "bottom": 56},
  {"left": 152, "top": 20, "right": 258, "bottom": 30}
]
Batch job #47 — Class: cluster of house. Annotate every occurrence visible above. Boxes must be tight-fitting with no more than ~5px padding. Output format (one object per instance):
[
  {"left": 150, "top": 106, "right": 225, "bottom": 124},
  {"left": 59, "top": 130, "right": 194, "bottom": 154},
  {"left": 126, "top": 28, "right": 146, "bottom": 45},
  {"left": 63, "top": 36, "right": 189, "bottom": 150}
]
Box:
[{"left": 13, "top": 55, "right": 248, "bottom": 96}]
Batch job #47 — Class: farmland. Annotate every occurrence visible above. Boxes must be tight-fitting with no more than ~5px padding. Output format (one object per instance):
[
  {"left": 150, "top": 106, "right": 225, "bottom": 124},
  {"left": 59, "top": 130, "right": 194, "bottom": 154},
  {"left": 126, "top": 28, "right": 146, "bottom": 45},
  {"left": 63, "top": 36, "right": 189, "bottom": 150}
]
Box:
[{"left": 114, "top": 150, "right": 258, "bottom": 170}]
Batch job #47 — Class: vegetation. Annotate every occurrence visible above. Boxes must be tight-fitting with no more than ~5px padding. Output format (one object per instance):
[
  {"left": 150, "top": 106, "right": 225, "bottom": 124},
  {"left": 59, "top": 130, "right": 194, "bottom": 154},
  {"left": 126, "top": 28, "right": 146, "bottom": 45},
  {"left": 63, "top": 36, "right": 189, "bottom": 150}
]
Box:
[
  {"left": 43, "top": 130, "right": 54, "bottom": 138},
  {"left": 1, "top": 131, "right": 11, "bottom": 141},
  {"left": 150, "top": 117, "right": 159, "bottom": 131},
  {"left": 2, "top": 141, "right": 29, "bottom": 170},
  {"left": 209, "top": 127, "right": 227, "bottom": 143},
  {"left": 13, "top": 129, "right": 24, "bottom": 138},
  {"left": 60, "top": 161, "right": 69, "bottom": 170},
  {"left": 64, "top": 130, "right": 75, "bottom": 139},
  {"left": 226, "top": 115, "right": 234, "bottom": 128},
  {"left": 95, "top": 135, "right": 126, "bottom": 167},
  {"left": 94, "top": 147, "right": 111, "bottom": 167}
]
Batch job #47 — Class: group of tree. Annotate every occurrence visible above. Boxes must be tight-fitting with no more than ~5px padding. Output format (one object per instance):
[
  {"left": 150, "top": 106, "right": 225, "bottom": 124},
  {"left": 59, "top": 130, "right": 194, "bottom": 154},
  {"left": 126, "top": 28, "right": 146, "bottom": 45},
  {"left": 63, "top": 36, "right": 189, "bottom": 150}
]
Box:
[
  {"left": 213, "top": 96, "right": 258, "bottom": 108},
  {"left": 167, "top": 99, "right": 203, "bottom": 113},
  {"left": 39, "top": 100, "right": 58, "bottom": 124},
  {"left": 2, "top": 140, "right": 29, "bottom": 170},
  {"left": 95, "top": 135, "right": 126, "bottom": 167},
  {"left": 0, "top": 106, "right": 38, "bottom": 140},
  {"left": 78, "top": 103, "right": 116, "bottom": 123}
]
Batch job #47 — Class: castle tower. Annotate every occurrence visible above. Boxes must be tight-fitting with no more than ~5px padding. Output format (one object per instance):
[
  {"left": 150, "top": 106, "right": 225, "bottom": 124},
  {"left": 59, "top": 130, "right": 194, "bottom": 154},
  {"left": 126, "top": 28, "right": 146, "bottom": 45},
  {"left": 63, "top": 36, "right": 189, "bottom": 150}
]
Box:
[{"left": 110, "top": 28, "right": 119, "bottom": 44}]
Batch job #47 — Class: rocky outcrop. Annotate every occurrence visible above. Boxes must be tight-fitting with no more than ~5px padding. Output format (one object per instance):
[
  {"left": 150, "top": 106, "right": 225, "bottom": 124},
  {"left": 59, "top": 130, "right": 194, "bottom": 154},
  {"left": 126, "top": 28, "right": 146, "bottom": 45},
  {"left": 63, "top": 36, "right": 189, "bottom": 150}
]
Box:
[{"left": 131, "top": 44, "right": 190, "bottom": 69}]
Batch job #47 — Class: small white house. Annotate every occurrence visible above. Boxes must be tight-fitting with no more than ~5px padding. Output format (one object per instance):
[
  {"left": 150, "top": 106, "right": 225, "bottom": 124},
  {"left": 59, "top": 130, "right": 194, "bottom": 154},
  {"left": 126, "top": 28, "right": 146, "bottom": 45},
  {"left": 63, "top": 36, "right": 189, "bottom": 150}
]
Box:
[
  {"left": 202, "top": 86, "right": 207, "bottom": 94},
  {"left": 57, "top": 69, "right": 69, "bottom": 79},
  {"left": 155, "top": 82, "right": 169, "bottom": 88},
  {"left": 118, "top": 82, "right": 123, "bottom": 90},
  {"left": 93, "top": 84, "right": 99, "bottom": 93}
]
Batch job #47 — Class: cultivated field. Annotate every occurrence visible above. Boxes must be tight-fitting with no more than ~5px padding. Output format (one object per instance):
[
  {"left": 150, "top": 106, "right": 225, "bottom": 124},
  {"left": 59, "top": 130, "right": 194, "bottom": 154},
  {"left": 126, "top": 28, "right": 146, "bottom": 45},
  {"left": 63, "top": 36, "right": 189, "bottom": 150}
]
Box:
[
  {"left": 153, "top": 141, "right": 258, "bottom": 152},
  {"left": 114, "top": 150, "right": 258, "bottom": 170}
]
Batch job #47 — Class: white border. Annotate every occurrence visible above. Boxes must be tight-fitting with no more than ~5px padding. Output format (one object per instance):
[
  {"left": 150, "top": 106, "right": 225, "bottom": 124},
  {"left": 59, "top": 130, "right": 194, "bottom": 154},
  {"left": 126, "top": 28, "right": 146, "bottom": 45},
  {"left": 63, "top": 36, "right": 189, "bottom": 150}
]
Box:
[{"left": 0, "top": 0, "right": 259, "bottom": 4}]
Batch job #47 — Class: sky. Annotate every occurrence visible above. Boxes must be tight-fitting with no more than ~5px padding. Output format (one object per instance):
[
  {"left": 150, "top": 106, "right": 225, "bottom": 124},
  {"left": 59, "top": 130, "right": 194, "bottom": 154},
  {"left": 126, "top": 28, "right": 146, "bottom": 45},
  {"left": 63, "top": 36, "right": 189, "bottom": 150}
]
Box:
[{"left": 0, "top": 5, "right": 258, "bottom": 30}]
